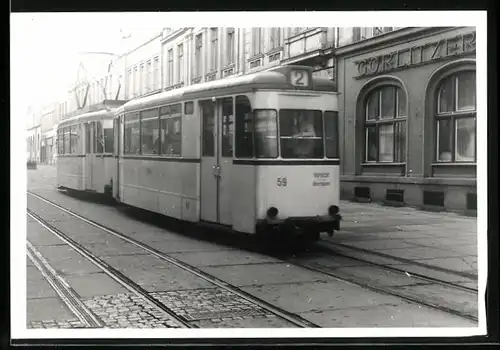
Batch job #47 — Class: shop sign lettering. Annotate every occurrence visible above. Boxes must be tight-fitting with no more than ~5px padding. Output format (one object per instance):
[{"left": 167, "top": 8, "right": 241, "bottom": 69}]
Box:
[{"left": 354, "top": 31, "right": 476, "bottom": 78}]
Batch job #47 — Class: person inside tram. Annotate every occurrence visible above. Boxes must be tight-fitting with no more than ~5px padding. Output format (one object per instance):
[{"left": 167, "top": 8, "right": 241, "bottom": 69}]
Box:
[{"left": 293, "top": 113, "right": 317, "bottom": 158}]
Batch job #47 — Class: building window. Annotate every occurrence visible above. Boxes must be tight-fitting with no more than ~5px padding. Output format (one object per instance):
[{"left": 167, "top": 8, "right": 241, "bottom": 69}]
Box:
[
  {"left": 133, "top": 67, "right": 138, "bottom": 97},
  {"left": 270, "top": 28, "right": 281, "bottom": 50},
  {"left": 167, "top": 49, "right": 174, "bottom": 87},
  {"left": 153, "top": 57, "right": 160, "bottom": 90},
  {"left": 178, "top": 44, "right": 184, "bottom": 83},
  {"left": 252, "top": 28, "right": 262, "bottom": 55},
  {"left": 127, "top": 69, "right": 132, "bottom": 99},
  {"left": 140, "top": 64, "right": 145, "bottom": 96},
  {"left": 352, "top": 27, "right": 361, "bottom": 42},
  {"left": 210, "top": 28, "right": 218, "bottom": 71},
  {"left": 435, "top": 71, "right": 476, "bottom": 163},
  {"left": 100, "top": 78, "right": 104, "bottom": 100},
  {"left": 226, "top": 28, "right": 235, "bottom": 65},
  {"left": 147, "top": 60, "right": 152, "bottom": 92},
  {"left": 364, "top": 86, "right": 407, "bottom": 163},
  {"left": 195, "top": 34, "right": 203, "bottom": 77}
]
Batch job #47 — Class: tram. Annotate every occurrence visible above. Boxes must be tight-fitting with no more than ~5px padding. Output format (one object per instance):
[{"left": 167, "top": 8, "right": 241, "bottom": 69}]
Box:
[
  {"left": 111, "top": 65, "right": 342, "bottom": 241},
  {"left": 56, "top": 109, "right": 118, "bottom": 195}
]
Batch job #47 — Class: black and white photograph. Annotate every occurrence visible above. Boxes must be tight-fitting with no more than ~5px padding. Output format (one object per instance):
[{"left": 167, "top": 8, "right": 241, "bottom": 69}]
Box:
[{"left": 10, "top": 11, "right": 489, "bottom": 342}]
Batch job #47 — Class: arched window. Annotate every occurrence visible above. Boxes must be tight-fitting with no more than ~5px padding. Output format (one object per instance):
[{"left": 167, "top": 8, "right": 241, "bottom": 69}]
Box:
[
  {"left": 364, "top": 85, "right": 407, "bottom": 163},
  {"left": 435, "top": 71, "right": 476, "bottom": 163}
]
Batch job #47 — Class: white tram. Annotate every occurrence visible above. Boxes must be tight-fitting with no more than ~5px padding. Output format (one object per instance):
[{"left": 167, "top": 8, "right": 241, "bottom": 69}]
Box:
[
  {"left": 56, "top": 109, "right": 117, "bottom": 195},
  {"left": 112, "top": 65, "right": 342, "bottom": 241}
]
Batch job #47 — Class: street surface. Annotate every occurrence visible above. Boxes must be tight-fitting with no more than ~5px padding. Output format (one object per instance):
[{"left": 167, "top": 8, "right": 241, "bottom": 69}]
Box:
[{"left": 25, "top": 165, "right": 479, "bottom": 329}]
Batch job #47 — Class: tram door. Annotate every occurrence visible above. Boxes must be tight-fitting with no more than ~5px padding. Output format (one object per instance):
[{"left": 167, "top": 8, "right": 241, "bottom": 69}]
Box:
[{"left": 200, "top": 98, "right": 234, "bottom": 226}]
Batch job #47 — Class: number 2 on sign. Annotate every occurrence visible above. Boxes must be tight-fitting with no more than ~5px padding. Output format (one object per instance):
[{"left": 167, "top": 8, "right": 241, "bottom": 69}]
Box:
[
  {"left": 277, "top": 177, "right": 287, "bottom": 187},
  {"left": 291, "top": 70, "right": 308, "bottom": 87}
]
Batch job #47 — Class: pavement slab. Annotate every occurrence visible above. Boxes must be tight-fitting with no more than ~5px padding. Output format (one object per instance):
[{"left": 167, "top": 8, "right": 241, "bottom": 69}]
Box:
[
  {"left": 27, "top": 298, "right": 76, "bottom": 322},
  {"left": 300, "top": 303, "right": 478, "bottom": 328},
  {"left": 202, "top": 263, "right": 337, "bottom": 287},
  {"left": 100, "top": 254, "right": 214, "bottom": 291},
  {"left": 241, "top": 280, "right": 403, "bottom": 315},
  {"left": 168, "top": 250, "right": 282, "bottom": 267},
  {"left": 64, "top": 272, "right": 128, "bottom": 298}
]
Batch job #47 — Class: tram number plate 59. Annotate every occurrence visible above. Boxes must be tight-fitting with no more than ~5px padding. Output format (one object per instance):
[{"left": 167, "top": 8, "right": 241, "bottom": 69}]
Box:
[
  {"left": 277, "top": 177, "right": 288, "bottom": 187},
  {"left": 290, "top": 70, "right": 309, "bottom": 87}
]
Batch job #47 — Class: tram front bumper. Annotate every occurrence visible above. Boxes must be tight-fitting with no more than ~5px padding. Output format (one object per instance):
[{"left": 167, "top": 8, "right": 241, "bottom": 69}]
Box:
[{"left": 257, "top": 214, "right": 342, "bottom": 234}]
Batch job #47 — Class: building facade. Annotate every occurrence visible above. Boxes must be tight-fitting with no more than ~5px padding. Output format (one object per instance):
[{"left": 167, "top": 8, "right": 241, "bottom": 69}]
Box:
[{"left": 335, "top": 26, "right": 477, "bottom": 213}]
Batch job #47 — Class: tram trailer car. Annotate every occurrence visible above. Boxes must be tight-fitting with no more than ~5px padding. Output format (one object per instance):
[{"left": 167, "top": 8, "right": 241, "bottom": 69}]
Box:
[
  {"left": 56, "top": 109, "right": 118, "bottom": 195},
  {"left": 111, "top": 65, "right": 341, "bottom": 242}
]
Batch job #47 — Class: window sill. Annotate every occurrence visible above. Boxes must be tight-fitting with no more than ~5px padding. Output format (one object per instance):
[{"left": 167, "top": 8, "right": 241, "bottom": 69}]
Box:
[
  {"left": 432, "top": 162, "right": 476, "bottom": 166},
  {"left": 247, "top": 53, "right": 264, "bottom": 62},
  {"left": 362, "top": 162, "right": 406, "bottom": 166},
  {"left": 265, "top": 47, "right": 283, "bottom": 56}
]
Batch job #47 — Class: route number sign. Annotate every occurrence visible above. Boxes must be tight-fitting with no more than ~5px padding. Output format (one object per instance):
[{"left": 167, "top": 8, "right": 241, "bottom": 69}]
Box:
[{"left": 290, "top": 70, "right": 309, "bottom": 87}]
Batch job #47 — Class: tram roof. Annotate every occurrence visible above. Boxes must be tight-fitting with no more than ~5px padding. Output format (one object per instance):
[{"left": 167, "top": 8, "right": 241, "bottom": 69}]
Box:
[
  {"left": 57, "top": 109, "right": 116, "bottom": 129},
  {"left": 119, "top": 65, "right": 336, "bottom": 114}
]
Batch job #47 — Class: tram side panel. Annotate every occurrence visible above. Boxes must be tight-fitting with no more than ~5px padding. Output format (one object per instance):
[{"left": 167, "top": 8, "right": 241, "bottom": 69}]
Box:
[
  {"left": 57, "top": 156, "right": 85, "bottom": 190},
  {"left": 230, "top": 164, "right": 258, "bottom": 234}
]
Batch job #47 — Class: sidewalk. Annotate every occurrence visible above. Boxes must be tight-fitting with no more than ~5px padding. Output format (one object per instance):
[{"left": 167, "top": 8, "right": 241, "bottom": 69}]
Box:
[
  {"left": 28, "top": 165, "right": 479, "bottom": 278},
  {"left": 327, "top": 201, "right": 478, "bottom": 278}
]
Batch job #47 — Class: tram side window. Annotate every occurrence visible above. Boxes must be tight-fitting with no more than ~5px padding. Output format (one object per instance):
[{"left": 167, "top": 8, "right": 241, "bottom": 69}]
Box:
[
  {"left": 141, "top": 109, "right": 160, "bottom": 155},
  {"left": 94, "top": 121, "right": 104, "bottom": 154},
  {"left": 104, "top": 128, "right": 113, "bottom": 153},
  {"left": 124, "top": 113, "right": 141, "bottom": 155},
  {"left": 254, "top": 110, "right": 278, "bottom": 158},
  {"left": 279, "top": 110, "right": 324, "bottom": 159},
  {"left": 57, "top": 130, "right": 64, "bottom": 155},
  {"left": 70, "top": 125, "right": 79, "bottom": 154},
  {"left": 184, "top": 101, "right": 194, "bottom": 115},
  {"left": 324, "top": 111, "right": 339, "bottom": 158},
  {"left": 235, "top": 95, "right": 253, "bottom": 158},
  {"left": 160, "top": 104, "right": 182, "bottom": 156},
  {"left": 221, "top": 98, "right": 234, "bottom": 157},
  {"left": 63, "top": 127, "right": 70, "bottom": 154},
  {"left": 201, "top": 102, "right": 215, "bottom": 157},
  {"left": 85, "top": 123, "right": 91, "bottom": 153}
]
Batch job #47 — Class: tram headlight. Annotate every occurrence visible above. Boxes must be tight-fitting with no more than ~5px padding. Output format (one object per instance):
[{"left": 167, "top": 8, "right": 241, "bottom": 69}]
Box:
[
  {"left": 328, "top": 205, "right": 339, "bottom": 216},
  {"left": 266, "top": 207, "right": 279, "bottom": 219}
]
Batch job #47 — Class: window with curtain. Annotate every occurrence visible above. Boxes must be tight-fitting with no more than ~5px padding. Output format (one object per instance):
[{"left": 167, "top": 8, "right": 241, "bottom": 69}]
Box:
[
  {"left": 167, "top": 49, "right": 173, "bottom": 87},
  {"left": 210, "top": 28, "right": 218, "bottom": 71},
  {"left": 270, "top": 28, "right": 281, "bottom": 50},
  {"left": 226, "top": 28, "right": 235, "bottom": 65},
  {"left": 364, "top": 85, "right": 407, "bottom": 163},
  {"left": 252, "top": 28, "right": 262, "bottom": 55},
  {"left": 435, "top": 71, "right": 476, "bottom": 163},
  {"left": 178, "top": 44, "right": 184, "bottom": 83},
  {"left": 195, "top": 34, "right": 203, "bottom": 77}
]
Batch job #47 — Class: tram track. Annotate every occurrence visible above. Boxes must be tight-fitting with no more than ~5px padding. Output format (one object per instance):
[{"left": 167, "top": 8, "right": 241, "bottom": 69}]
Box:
[
  {"left": 276, "top": 249, "right": 479, "bottom": 322},
  {"left": 320, "top": 240, "right": 478, "bottom": 282},
  {"left": 28, "top": 189, "right": 478, "bottom": 325},
  {"left": 310, "top": 242, "right": 478, "bottom": 293},
  {"left": 27, "top": 191, "right": 319, "bottom": 328},
  {"left": 28, "top": 209, "right": 193, "bottom": 329}
]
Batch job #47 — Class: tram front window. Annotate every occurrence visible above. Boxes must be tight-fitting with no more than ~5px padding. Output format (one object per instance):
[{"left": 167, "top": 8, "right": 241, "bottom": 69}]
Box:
[{"left": 279, "top": 109, "right": 323, "bottom": 158}]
